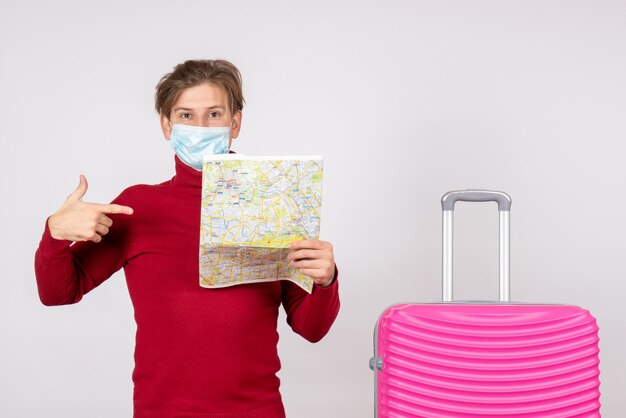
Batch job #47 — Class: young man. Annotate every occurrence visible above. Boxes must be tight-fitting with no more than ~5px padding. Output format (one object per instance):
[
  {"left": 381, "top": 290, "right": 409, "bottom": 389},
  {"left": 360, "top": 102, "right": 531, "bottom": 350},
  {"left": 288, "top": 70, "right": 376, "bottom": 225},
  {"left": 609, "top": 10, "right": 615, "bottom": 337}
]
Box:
[{"left": 34, "top": 59, "right": 340, "bottom": 418}]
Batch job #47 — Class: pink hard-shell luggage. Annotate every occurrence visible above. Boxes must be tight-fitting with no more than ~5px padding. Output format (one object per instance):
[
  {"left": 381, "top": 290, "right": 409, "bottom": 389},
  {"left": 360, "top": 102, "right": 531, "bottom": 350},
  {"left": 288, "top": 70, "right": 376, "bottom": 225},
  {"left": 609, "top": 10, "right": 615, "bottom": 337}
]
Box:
[{"left": 370, "top": 190, "right": 601, "bottom": 417}]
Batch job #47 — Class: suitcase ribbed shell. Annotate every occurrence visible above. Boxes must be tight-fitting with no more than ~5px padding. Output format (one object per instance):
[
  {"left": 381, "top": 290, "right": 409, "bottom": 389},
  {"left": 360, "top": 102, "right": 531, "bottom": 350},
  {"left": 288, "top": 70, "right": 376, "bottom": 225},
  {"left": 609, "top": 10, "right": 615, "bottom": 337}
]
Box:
[{"left": 375, "top": 304, "right": 601, "bottom": 417}]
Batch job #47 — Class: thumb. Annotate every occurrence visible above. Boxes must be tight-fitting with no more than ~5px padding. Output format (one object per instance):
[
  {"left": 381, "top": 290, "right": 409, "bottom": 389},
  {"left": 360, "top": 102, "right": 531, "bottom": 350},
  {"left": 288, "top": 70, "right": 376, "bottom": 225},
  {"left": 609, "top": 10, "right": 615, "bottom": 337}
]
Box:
[{"left": 69, "top": 175, "right": 88, "bottom": 201}]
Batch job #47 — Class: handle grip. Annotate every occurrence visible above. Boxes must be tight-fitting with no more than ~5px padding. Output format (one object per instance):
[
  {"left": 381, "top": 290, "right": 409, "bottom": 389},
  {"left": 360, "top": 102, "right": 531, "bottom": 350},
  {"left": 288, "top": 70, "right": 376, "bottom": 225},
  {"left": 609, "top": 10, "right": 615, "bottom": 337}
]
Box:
[
  {"left": 442, "top": 190, "right": 512, "bottom": 211},
  {"left": 441, "top": 190, "right": 512, "bottom": 302}
]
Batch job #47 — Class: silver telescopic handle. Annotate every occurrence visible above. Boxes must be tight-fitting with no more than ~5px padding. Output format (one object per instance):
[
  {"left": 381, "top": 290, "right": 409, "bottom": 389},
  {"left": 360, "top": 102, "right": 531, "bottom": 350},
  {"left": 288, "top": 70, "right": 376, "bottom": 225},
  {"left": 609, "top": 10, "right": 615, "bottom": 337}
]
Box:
[{"left": 441, "top": 190, "right": 512, "bottom": 303}]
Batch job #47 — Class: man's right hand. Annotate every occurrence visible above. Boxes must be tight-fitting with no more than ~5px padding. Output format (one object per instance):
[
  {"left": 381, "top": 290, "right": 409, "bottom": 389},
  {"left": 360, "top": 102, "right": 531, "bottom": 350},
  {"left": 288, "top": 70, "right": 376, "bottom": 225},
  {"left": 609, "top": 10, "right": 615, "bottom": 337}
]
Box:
[{"left": 48, "top": 175, "right": 134, "bottom": 243}]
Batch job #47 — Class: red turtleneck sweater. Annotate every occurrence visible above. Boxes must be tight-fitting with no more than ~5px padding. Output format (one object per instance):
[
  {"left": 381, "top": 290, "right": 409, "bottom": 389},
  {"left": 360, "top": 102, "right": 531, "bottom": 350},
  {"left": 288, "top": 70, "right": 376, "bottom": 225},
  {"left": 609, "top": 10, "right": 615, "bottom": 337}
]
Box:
[{"left": 34, "top": 155, "right": 340, "bottom": 418}]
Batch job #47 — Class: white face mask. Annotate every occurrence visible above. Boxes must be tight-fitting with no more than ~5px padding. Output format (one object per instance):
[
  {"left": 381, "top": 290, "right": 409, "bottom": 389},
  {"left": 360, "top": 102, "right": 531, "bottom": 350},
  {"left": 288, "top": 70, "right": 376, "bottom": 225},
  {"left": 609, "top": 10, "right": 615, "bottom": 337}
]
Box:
[{"left": 169, "top": 124, "right": 230, "bottom": 170}]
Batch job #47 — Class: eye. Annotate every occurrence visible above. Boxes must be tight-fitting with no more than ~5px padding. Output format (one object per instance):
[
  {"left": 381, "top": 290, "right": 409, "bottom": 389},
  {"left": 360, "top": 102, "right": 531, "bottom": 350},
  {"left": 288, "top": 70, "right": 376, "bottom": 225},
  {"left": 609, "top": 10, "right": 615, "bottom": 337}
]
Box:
[
  {"left": 208, "top": 111, "right": 221, "bottom": 118},
  {"left": 180, "top": 113, "right": 192, "bottom": 119}
]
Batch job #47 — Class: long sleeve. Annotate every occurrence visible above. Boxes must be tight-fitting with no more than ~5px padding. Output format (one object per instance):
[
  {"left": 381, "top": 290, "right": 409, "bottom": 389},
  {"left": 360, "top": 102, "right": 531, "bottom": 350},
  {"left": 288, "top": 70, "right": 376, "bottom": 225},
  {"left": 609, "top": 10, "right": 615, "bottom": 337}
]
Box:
[
  {"left": 34, "top": 194, "right": 131, "bottom": 306},
  {"left": 280, "top": 267, "right": 340, "bottom": 343}
]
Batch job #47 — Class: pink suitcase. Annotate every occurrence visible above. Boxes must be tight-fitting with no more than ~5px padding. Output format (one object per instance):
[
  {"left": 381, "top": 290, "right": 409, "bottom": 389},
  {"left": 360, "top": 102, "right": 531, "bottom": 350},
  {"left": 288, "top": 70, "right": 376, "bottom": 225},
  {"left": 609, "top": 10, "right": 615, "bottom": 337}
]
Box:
[{"left": 370, "top": 190, "right": 601, "bottom": 417}]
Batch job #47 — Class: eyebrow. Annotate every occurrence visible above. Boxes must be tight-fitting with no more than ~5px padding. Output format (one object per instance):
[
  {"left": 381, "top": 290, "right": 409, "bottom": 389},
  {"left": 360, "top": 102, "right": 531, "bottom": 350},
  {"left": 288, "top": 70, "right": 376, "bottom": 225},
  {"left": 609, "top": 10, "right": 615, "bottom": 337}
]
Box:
[{"left": 173, "top": 106, "right": 225, "bottom": 112}]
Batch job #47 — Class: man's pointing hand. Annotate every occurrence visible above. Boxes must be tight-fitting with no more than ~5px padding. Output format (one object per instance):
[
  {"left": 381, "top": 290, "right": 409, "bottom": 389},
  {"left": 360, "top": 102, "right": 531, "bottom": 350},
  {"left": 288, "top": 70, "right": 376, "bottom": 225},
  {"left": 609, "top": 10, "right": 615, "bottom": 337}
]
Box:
[{"left": 48, "top": 175, "right": 134, "bottom": 243}]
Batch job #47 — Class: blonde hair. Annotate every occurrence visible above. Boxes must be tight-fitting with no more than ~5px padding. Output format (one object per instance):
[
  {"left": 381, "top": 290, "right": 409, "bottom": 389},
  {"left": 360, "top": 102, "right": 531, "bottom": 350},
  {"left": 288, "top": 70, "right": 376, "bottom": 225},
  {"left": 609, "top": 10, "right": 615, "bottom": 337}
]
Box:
[{"left": 155, "top": 59, "right": 245, "bottom": 119}]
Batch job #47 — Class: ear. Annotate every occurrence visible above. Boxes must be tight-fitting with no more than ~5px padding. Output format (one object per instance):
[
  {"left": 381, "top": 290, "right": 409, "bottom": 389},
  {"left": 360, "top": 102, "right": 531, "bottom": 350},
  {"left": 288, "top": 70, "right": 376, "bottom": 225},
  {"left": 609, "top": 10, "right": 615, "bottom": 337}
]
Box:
[
  {"left": 230, "top": 110, "right": 242, "bottom": 140},
  {"left": 160, "top": 114, "right": 172, "bottom": 140}
]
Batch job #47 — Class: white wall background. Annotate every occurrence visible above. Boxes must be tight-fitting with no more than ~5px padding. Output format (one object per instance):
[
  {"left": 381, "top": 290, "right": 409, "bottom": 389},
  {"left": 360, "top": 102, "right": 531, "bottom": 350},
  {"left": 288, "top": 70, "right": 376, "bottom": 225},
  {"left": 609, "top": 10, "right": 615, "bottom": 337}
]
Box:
[{"left": 1, "top": 0, "right": 625, "bottom": 416}]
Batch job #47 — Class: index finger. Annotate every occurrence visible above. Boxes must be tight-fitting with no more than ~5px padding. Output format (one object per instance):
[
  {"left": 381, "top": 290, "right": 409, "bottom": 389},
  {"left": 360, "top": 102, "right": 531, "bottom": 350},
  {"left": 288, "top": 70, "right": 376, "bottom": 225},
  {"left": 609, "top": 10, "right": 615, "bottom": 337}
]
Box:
[
  {"left": 93, "top": 203, "right": 134, "bottom": 215},
  {"left": 288, "top": 239, "right": 326, "bottom": 250}
]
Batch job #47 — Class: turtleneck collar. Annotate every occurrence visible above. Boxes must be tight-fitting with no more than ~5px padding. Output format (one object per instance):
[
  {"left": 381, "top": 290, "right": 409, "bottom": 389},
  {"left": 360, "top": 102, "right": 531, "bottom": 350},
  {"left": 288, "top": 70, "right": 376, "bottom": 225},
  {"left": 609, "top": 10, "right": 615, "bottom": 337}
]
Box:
[{"left": 170, "top": 155, "right": 202, "bottom": 188}]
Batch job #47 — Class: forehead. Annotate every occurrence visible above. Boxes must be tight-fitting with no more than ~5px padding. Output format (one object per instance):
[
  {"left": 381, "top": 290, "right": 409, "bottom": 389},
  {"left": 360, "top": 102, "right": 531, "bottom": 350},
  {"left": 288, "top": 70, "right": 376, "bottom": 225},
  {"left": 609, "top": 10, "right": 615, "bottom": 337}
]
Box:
[{"left": 173, "top": 82, "right": 229, "bottom": 109}]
